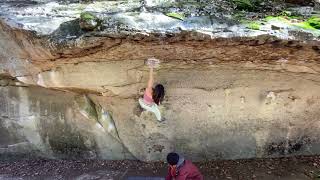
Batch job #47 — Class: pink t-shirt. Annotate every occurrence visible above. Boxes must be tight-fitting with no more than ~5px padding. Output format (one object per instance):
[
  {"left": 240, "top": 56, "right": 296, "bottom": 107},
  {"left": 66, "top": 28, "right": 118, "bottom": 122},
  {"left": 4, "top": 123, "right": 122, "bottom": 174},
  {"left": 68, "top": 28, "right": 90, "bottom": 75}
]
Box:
[{"left": 143, "top": 92, "right": 154, "bottom": 105}]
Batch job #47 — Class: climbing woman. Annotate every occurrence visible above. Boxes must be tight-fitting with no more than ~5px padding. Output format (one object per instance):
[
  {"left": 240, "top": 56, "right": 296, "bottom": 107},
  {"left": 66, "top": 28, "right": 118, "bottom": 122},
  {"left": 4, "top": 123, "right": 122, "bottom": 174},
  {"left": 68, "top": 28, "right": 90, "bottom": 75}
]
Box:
[{"left": 138, "top": 58, "right": 165, "bottom": 121}]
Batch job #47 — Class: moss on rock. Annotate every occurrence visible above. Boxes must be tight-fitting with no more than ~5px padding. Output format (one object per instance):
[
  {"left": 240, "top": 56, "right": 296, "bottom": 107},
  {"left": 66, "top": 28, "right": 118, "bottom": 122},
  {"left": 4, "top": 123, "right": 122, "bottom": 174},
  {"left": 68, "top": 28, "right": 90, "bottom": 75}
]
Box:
[
  {"left": 265, "top": 16, "right": 289, "bottom": 22},
  {"left": 241, "top": 19, "right": 261, "bottom": 30},
  {"left": 307, "top": 16, "right": 320, "bottom": 29},
  {"left": 265, "top": 15, "right": 320, "bottom": 31},
  {"left": 80, "top": 12, "right": 96, "bottom": 21},
  {"left": 295, "top": 21, "right": 317, "bottom": 30},
  {"left": 293, "top": 16, "right": 320, "bottom": 30},
  {"left": 79, "top": 12, "right": 101, "bottom": 31},
  {"left": 247, "top": 22, "right": 260, "bottom": 30}
]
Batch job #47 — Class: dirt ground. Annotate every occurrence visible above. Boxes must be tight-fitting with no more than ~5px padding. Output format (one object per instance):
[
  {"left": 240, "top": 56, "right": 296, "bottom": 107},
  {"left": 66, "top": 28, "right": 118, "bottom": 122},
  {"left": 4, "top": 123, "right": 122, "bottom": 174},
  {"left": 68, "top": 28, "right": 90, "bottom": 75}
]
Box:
[{"left": 1, "top": 155, "right": 320, "bottom": 180}]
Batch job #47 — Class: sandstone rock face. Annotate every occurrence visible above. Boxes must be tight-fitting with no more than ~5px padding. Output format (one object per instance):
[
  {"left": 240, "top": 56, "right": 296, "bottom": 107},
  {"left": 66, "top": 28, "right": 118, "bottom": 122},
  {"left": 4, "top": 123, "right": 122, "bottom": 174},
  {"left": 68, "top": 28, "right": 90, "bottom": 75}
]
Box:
[
  {"left": 0, "top": 82, "right": 133, "bottom": 160},
  {"left": 0, "top": 0, "right": 320, "bottom": 161}
]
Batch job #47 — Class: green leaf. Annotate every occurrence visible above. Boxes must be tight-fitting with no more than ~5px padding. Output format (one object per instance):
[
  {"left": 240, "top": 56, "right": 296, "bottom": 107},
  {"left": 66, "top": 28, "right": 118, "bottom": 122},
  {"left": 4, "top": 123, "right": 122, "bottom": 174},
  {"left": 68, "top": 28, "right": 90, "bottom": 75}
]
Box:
[{"left": 165, "top": 12, "right": 185, "bottom": 20}]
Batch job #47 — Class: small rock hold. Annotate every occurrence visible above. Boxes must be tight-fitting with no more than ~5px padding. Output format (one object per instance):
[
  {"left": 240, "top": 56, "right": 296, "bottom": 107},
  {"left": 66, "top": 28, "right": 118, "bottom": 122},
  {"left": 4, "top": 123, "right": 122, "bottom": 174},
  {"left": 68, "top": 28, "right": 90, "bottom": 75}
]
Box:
[
  {"left": 252, "top": 174, "right": 256, "bottom": 178},
  {"left": 265, "top": 91, "right": 276, "bottom": 104},
  {"left": 313, "top": 163, "right": 318, "bottom": 166},
  {"left": 240, "top": 96, "right": 246, "bottom": 103},
  {"left": 271, "top": 25, "right": 281, "bottom": 30},
  {"left": 0, "top": 79, "right": 9, "bottom": 86},
  {"left": 312, "top": 46, "right": 320, "bottom": 53}
]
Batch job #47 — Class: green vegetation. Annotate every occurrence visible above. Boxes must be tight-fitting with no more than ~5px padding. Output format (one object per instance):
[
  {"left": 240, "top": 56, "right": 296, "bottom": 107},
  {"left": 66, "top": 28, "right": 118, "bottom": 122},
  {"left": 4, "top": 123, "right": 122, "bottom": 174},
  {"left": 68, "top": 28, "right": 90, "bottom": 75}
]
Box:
[
  {"left": 279, "top": 10, "right": 291, "bottom": 17},
  {"left": 247, "top": 22, "right": 260, "bottom": 30},
  {"left": 79, "top": 12, "right": 101, "bottom": 31},
  {"left": 265, "top": 15, "right": 320, "bottom": 31},
  {"left": 277, "top": 10, "right": 306, "bottom": 20},
  {"left": 294, "top": 16, "right": 320, "bottom": 30},
  {"left": 295, "top": 21, "right": 317, "bottom": 30},
  {"left": 240, "top": 19, "right": 262, "bottom": 30},
  {"left": 233, "top": 0, "right": 253, "bottom": 11},
  {"left": 80, "top": 12, "right": 96, "bottom": 21},
  {"left": 265, "top": 15, "right": 291, "bottom": 22},
  {"left": 165, "top": 12, "right": 185, "bottom": 20},
  {"left": 233, "top": 0, "right": 262, "bottom": 11},
  {"left": 307, "top": 16, "right": 320, "bottom": 29}
]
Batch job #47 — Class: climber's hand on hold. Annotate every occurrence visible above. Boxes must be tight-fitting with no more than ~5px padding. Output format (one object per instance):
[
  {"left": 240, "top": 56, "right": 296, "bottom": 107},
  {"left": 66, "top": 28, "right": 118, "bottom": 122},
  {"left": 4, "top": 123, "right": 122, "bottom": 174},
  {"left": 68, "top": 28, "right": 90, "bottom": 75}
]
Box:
[{"left": 146, "top": 57, "right": 160, "bottom": 68}]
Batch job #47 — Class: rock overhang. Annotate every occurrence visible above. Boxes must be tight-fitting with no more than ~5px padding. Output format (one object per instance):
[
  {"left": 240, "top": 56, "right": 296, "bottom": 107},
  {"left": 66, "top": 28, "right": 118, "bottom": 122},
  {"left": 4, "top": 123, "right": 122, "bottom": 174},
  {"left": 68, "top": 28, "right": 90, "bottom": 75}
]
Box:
[{"left": 0, "top": 0, "right": 320, "bottom": 161}]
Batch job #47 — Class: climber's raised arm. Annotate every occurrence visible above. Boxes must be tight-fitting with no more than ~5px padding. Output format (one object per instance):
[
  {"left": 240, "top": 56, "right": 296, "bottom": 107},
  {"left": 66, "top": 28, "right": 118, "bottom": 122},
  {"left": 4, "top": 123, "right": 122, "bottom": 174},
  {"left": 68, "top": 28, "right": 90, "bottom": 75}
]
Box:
[{"left": 146, "top": 67, "right": 153, "bottom": 96}]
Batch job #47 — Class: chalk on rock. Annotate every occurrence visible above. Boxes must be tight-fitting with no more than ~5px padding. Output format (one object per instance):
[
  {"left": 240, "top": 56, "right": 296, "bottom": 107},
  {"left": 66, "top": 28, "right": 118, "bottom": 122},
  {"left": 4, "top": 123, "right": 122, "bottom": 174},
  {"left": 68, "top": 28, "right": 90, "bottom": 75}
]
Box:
[{"left": 146, "top": 58, "right": 160, "bottom": 68}]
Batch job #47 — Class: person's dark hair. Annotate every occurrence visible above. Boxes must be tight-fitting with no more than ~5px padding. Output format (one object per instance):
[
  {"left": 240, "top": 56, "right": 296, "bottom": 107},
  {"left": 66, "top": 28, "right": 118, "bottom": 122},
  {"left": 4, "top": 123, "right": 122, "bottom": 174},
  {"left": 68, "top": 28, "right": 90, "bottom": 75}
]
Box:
[
  {"left": 167, "top": 152, "right": 179, "bottom": 165},
  {"left": 152, "top": 84, "right": 165, "bottom": 105}
]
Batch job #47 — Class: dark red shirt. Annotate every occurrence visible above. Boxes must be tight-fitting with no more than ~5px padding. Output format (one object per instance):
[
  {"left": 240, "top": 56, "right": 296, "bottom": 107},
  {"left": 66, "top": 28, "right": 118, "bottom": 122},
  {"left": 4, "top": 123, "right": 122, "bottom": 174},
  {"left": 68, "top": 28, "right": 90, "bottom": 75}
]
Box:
[{"left": 165, "top": 160, "right": 203, "bottom": 180}]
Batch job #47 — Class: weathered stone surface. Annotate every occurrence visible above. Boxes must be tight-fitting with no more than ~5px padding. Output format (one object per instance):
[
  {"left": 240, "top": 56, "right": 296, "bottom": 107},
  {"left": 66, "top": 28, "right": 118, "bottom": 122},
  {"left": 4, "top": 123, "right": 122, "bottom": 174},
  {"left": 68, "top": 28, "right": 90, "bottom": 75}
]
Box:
[
  {"left": 88, "top": 66, "right": 320, "bottom": 161},
  {"left": 0, "top": 0, "right": 320, "bottom": 161},
  {"left": 0, "top": 84, "right": 133, "bottom": 160}
]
